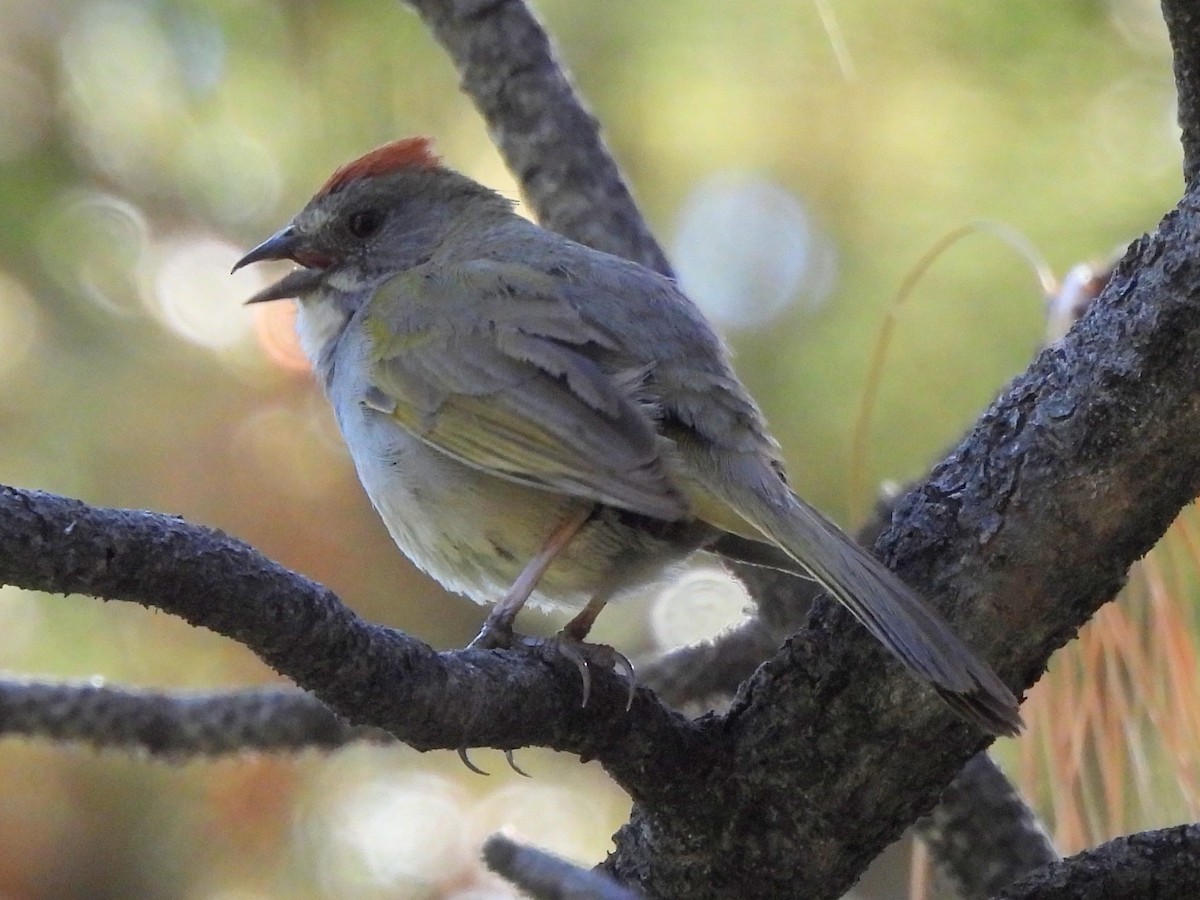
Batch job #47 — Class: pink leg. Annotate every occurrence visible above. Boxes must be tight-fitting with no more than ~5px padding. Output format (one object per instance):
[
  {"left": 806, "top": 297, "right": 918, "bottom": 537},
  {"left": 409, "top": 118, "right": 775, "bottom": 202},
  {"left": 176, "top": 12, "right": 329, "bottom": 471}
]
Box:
[{"left": 468, "top": 505, "right": 594, "bottom": 649}]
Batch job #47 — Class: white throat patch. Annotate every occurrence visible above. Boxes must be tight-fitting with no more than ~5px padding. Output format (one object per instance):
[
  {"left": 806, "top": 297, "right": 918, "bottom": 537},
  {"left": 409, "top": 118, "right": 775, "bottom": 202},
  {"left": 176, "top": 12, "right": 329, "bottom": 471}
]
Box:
[{"left": 294, "top": 295, "right": 353, "bottom": 368}]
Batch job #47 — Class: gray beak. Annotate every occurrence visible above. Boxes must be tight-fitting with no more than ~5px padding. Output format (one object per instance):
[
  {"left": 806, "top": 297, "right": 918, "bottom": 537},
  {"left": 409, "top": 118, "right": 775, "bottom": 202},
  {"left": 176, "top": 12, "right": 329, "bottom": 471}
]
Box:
[
  {"left": 232, "top": 225, "right": 329, "bottom": 304},
  {"left": 232, "top": 226, "right": 298, "bottom": 272}
]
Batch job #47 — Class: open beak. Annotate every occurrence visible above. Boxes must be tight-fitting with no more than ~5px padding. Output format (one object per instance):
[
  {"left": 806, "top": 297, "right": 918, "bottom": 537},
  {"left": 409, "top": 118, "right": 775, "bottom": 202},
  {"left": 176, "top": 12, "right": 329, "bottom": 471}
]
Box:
[
  {"left": 233, "top": 226, "right": 329, "bottom": 304},
  {"left": 233, "top": 226, "right": 299, "bottom": 272}
]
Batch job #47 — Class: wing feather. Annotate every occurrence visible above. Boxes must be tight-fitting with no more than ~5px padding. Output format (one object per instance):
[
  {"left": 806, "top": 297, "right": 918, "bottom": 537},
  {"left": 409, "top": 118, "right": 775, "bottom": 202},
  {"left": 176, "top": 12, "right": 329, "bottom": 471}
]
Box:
[{"left": 364, "top": 263, "right": 688, "bottom": 521}]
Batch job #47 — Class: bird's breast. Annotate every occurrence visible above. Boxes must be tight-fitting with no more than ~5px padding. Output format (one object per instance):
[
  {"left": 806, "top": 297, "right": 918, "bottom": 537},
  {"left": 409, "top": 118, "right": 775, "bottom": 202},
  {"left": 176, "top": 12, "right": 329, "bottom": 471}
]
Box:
[
  {"left": 318, "top": 322, "right": 704, "bottom": 612},
  {"left": 326, "top": 362, "right": 596, "bottom": 608}
]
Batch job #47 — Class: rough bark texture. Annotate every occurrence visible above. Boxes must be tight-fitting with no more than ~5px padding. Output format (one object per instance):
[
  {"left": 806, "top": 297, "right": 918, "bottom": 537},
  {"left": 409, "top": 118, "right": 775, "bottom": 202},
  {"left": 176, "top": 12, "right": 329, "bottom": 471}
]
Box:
[
  {"left": 641, "top": 508, "right": 1057, "bottom": 900},
  {"left": 997, "top": 825, "right": 1200, "bottom": 900},
  {"left": 604, "top": 199, "right": 1200, "bottom": 897},
  {"left": 0, "top": 488, "right": 712, "bottom": 793}
]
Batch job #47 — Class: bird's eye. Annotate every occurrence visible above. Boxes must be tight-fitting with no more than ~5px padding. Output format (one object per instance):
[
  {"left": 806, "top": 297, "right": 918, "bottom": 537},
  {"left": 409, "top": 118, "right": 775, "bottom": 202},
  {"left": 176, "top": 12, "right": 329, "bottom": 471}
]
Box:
[{"left": 347, "top": 208, "right": 384, "bottom": 239}]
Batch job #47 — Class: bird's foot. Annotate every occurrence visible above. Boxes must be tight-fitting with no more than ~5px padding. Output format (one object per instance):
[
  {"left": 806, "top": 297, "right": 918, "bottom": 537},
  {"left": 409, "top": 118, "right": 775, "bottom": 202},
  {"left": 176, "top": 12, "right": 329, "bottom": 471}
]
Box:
[{"left": 518, "top": 632, "right": 636, "bottom": 710}]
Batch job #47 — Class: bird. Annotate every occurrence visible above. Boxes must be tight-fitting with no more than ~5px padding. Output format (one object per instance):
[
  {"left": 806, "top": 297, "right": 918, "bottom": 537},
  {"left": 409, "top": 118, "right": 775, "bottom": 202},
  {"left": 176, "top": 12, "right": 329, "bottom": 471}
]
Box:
[{"left": 233, "top": 137, "right": 1021, "bottom": 735}]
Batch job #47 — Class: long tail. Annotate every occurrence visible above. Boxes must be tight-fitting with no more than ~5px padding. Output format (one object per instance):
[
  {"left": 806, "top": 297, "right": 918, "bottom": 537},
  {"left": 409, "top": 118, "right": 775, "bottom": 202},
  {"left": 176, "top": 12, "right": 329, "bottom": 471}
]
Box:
[{"left": 716, "top": 490, "right": 1022, "bottom": 736}]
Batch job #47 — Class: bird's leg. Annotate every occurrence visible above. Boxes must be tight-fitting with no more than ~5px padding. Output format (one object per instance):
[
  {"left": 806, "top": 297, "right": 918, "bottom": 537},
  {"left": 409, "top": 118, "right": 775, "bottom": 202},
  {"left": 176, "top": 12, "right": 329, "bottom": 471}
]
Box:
[
  {"left": 468, "top": 505, "right": 595, "bottom": 650},
  {"left": 560, "top": 594, "right": 608, "bottom": 641},
  {"left": 468, "top": 504, "right": 635, "bottom": 710}
]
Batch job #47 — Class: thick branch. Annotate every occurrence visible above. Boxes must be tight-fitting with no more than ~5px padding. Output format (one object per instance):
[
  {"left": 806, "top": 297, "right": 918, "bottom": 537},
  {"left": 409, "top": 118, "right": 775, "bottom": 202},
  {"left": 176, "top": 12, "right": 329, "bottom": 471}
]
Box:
[
  {"left": 642, "top": 530, "right": 1055, "bottom": 900},
  {"left": 0, "top": 487, "right": 710, "bottom": 796},
  {"left": 605, "top": 197, "right": 1200, "bottom": 897},
  {"left": 997, "top": 824, "right": 1200, "bottom": 899}
]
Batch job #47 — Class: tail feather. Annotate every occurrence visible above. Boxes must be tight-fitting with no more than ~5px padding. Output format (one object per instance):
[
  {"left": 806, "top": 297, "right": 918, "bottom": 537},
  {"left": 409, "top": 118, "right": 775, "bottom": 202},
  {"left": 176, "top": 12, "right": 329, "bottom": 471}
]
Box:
[{"left": 716, "top": 492, "right": 1022, "bottom": 736}]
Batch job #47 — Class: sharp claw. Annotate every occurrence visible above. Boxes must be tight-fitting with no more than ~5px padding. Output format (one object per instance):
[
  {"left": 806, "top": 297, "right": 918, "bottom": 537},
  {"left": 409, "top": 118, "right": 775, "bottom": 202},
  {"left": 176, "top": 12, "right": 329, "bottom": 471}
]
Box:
[
  {"left": 504, "top": 749, "right": 531, "bottom": 778},
  {"left": 457, "top": 747, "right": 489, "bottom": 776},
  {"left": 553, "top": 639, "right": 592, "bottom": 707},
  {"left": 613, "top": 650, "right": 636, "bottom": 711},
  {"left": 512, "top": 633, "right": 637, "bottom": 710}
]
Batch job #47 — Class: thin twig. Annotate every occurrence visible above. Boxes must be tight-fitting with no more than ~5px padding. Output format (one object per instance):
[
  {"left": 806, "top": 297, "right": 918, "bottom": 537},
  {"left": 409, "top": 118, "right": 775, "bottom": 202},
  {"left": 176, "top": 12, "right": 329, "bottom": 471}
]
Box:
[
  {"left": 0, "top": 679, "right": 389, "bottom": 757},
  {"left": 483, "top": 834, "right": 643, "bottom": 900}
]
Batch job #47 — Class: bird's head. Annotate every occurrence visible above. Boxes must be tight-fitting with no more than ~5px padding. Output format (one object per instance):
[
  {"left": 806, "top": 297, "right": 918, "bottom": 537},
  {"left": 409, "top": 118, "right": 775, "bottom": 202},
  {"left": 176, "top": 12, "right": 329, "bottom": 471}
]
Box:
[{"left": 233, "top": 137, "right": 509, "bottom": 307}]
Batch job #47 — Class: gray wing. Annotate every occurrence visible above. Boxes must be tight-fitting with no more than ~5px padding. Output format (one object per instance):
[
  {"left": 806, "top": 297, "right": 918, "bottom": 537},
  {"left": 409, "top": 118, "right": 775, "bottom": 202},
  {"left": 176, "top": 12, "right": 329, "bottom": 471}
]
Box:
[{"left": 362, "top": 260, "right": 689, "bottom": 521}]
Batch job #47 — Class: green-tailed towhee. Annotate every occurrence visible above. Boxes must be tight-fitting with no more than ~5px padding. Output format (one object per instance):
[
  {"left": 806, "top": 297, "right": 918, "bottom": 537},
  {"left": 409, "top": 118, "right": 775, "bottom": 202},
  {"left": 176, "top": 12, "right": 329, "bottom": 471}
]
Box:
[{"left": 233, "top": 138, "right": 1021, "bottom": 734}]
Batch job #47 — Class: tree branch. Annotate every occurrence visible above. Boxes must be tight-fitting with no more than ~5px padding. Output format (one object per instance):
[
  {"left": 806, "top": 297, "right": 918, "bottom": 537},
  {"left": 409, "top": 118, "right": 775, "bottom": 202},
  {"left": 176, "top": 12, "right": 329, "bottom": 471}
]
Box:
[
  {"left": 1163, "top": 0, "right": 1200, "bottom": 185},
  {"left": 400, "top": 0, "right": 673, "bottom": 275},
  {"left": 604, "top": 194, "right": 1200, "bottom": 896},
  {"left": 997, "top": 824, "right": 1200, "bottom": 899},
  {"left": 483, "top": 834, "right": 644, "bottom": 900},
  {"left": 916, "top": 754, "right": 1058, "bottom": 899},
  {"left": 0, "top": 487, "right": 710, "bottom": 793},
  {"left": 0, "top": 679, "right": 388, "bottom": 756}
]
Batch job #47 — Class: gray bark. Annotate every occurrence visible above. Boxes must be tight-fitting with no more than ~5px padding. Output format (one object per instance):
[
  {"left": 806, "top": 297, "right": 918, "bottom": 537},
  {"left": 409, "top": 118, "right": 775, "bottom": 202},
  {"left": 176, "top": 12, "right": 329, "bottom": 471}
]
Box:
[{"left": 998, "top": 825, "right": 1200, "bottom": 900}]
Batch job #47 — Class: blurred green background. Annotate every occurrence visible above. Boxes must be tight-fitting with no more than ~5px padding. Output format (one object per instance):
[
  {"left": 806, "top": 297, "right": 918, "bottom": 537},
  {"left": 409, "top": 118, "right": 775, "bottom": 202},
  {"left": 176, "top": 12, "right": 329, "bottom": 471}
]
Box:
[{"left": 0, "top": 0, "right": 1182, "bottom": 897}]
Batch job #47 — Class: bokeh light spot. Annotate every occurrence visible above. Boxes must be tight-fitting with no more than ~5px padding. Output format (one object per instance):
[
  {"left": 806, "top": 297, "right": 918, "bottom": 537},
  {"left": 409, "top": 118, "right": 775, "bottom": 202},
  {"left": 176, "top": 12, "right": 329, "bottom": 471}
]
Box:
[
  {"left": 672, "top": 173, "right": 834, "bottom": 330},
  {"left": 650, "top": 566, "right": 752, "bottom": 650},
  {"left": 469, "top": 782, "right": 625, "bottom": 865},
  {"left": 148, "top": 235, "right": 259, "bottom": 350},
  {"left": 180, "top": 125, "right": 283, "bottom": 225},
  {"left": 60, "top": 0, "right": 188, "bottom": 185},
  {"left": 252, "top": 300, "right": 309, "bottom": 374},
  {"left": 233, "top": 404, "right": 348, "bottom": 504},
  {"left": 162, "top": 5, "right": 226, "bottom": 96},
  {"left": 314, "top": 774, "right": 471, "bottom": 894},
  {"left": 38, "top": 190, "right": 149, "bottom": 317}
]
